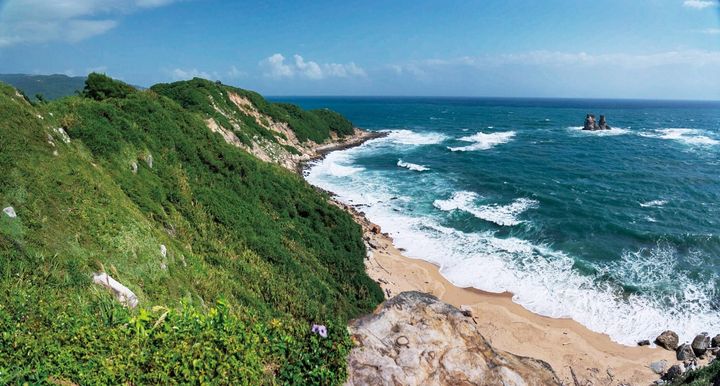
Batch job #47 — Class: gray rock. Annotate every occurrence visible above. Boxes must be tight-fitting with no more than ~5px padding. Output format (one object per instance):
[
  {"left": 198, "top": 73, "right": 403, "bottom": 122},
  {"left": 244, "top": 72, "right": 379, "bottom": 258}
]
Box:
[
  {"left": 160, "top": 244, "right": 167, "bottom": 258},
  {"left": 144, "top": 153, "right": 153, "bottom": 168},
  {"left": 131, "top": 161, "right": 138, "bottom": 174},
  {"left": 711, "top": 334, "right": 720, "bottom": 348},
  {"left": 661, "top": 364, "right": 684, "bottom": 382},
  {"left": 638, "top": 340, "right": 651, "bottom": 346},
  {"left": 347, "top": 291, "right": 561, "bottom": 386},
  {"left": 2, "top": 206, "right": 16, "bottom": 218},
  {"left": 649, "top": 360, "right": 667, "bottom": 375},
  {"left": 692, "top": 333, "right": 710, "bottom": 356},
  {"left": 655, "top": 330, "right": 679, "bottom": 351},
  {"left": 583, "top": 114, "right": 599, "bottom": 131},
  {"left": 677, "top": 343, "right": 696, "bottom": 361}
]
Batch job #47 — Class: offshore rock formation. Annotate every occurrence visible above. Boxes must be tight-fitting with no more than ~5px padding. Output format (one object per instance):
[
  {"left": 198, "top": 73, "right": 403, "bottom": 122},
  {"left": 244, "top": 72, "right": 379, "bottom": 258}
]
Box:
[
  {"left": 346, "top": 291, "right": 561, "bottom": 386},
  {"left": 583, "top": 114, "right": 612, "bottom": 131}
]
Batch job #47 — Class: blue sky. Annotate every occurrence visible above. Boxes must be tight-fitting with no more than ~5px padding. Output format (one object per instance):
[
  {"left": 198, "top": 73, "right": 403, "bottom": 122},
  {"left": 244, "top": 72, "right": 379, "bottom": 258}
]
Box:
[{"left": 0, "top": 0, "right": 718, "bottom": 99}]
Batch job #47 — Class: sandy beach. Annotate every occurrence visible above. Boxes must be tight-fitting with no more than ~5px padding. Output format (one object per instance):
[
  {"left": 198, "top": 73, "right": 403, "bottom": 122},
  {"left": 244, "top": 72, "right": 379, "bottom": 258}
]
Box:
[{"left": 332, "top": 199, "right": 678, "bottom": 385}]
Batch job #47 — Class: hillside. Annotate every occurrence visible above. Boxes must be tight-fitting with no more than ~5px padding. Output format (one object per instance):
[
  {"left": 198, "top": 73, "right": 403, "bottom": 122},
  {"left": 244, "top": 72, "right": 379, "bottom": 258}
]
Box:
[
  {"left": 151, "top": 78, "right": 360, "bottom": 169},
  {"left": 0, "top": 73, "right": 86, "bottom": 101},
  {"left": 0, "top": 74, "right": 383, "bottom": 384}
]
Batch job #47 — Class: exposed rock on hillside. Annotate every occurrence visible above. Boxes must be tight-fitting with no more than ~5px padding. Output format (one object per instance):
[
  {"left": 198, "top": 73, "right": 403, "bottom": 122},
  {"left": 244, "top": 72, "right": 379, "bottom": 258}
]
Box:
[{"left": 346, "top": 291, "right": 561, "bottom": 386}]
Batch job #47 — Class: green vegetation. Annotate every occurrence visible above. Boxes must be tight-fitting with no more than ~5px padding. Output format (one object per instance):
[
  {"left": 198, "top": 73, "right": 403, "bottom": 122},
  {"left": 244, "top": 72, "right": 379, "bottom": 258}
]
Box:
[
  {"left": 670, "top": 361, "right": 720, "bottom": 385},
  {"left": 0, "top": 73, "right": 87, "bottom": 101},
  {"left": 0, "top": 75, "right": 381, "bottom": 384},
  {"left": 152, "top": 77, "right": 354, "bottom": 143}
]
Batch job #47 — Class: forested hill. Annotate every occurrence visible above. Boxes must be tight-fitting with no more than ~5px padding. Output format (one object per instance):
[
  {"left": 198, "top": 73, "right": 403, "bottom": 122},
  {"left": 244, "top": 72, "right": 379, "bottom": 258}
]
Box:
[
  {"left": 0, "top": 73, "right": 87, "bottom": 101},
  {"left": 0, "top": 73, "right": 382, "bottom": 384}
]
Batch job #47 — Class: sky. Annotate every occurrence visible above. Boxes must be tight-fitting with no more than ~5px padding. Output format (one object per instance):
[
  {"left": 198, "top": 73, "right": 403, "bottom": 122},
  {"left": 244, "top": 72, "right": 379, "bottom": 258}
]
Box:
[{"left": 0, "top": 0, "right": 719, "bottom": 99}]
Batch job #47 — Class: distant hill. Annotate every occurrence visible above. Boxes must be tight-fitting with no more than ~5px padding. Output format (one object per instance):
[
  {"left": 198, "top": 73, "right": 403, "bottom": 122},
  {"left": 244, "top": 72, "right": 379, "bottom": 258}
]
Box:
[{"left": 0, "top": 73, "right": 86, "bottom": 101}]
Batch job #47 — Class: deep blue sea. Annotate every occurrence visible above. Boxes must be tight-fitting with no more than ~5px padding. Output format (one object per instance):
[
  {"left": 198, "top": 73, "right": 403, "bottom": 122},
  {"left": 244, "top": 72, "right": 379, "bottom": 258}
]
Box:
[{"left": 276, "top": 97, "right": 720, "bottom": 345}]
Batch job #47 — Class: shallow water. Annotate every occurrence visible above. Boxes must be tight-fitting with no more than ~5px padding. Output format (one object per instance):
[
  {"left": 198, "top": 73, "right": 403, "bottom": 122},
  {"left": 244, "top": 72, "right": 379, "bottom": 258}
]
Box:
[{"left": 278, "top": 96, "right": 720, "bottom": 345}]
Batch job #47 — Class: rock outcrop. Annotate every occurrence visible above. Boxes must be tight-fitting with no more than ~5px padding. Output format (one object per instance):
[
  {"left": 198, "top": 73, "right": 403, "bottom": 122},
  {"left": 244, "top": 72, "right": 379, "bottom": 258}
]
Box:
[
  {"left": 692, "top": 333, "right": 710, "bottom": 356},
  {"left": 676, "top": 343, "right": 696, "bottom": 361},
  {"left": 582, "top": 114, "right": 611, "bottom": 131},
  {"left": 92, "top": 272, "right": 138, "bottom": 308},
  {"left": 346, "top": 291, "right": 561, "bottom": 386},
  {"left": 656, "top": 330, "right": 679, "bottom": 351}
]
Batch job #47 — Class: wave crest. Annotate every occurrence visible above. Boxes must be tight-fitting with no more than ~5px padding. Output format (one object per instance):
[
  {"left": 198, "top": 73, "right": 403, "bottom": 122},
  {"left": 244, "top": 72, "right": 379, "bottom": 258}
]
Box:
[
  {"left": 397, "top": 159, "right": 430, "bottom": 171},
  {"left": 447, "top": 131, "right": 516, "bottom": 152}
]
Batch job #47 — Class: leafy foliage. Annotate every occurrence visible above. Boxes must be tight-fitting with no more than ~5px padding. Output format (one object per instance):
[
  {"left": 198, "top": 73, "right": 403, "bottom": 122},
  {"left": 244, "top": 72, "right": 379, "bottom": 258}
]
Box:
[
  {"left": 83, "top": 72, "right": 137, "bottom": 101},
  {"left": 670, "top": 360, "right": 720, "bottom": 385},
  {"left": 0, "top": 77, "right": 381, "bottom": 384}
]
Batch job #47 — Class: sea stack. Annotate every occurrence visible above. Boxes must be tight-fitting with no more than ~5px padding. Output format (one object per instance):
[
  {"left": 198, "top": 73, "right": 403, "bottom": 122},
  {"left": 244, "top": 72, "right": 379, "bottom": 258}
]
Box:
[{"left": 582, "top": 114, "right": 611, "bottom": 131}]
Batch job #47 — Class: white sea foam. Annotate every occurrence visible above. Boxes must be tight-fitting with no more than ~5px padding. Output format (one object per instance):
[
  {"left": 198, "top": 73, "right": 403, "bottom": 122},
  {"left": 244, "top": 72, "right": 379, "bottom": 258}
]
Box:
[
  {"left": 639, "top": 128, "right": 719, "bottom": 146},
  {"left": 384, "top": 129, "right": 447, "bottom": 145},
  {"left": 310, "top": 151, "right": 364, "bottom": 177},
  {"left": 567, "top": 126, "right": 630, "bottom": 136},
  {"left": 397, "top": 159, "right": 430, "bottom": 172},
  {"left": 447, "top": 131, "right": 516, "bottom": 152},
  {"left": 433, "top": 191, "right": 537, "bottom": 226},
  {"left": 304, "top": 145, "right": 720, "bottom": 346},
  {"left": 640, "top": 199, "right": 668, "bottom": 208}
]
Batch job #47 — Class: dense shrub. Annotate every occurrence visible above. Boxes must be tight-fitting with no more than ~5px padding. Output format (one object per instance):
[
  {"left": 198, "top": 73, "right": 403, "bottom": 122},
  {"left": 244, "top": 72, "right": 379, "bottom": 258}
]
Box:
[{"left": 83, "top": 72, "right": 136, "bottom": 101}]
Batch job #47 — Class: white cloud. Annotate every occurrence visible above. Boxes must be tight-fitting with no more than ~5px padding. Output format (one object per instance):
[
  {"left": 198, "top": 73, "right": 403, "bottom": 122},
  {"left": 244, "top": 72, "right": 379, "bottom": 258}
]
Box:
[
  {"left": 170, "top": 68, "right": 213, "bottom": 80},
  {"left": 701, "top": 28, "right": 720, "bottom": 34},
  {"left": 293, "top": 55, "right": 323, "bottom": 79},
  {"left": 260, "top": 53, "right": 294, "bottom": 79},
  {"left": 227, "top": 65, "right": 246, "bottom": 79},
  {"left": 683, "top": 0, "right": 718, "bottom": 9},
  {"left": 0, "top": 0, "right": 180, "bottom": 47},
  {"left": 260, "top": 53, "right": 367, "bottom": 80}
]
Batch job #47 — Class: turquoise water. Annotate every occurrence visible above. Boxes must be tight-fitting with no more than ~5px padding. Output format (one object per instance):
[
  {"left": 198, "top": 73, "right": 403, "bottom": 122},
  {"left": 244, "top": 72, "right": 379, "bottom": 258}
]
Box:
[{"left": 280, "top": 97, "right": 720, "bottom": 345}]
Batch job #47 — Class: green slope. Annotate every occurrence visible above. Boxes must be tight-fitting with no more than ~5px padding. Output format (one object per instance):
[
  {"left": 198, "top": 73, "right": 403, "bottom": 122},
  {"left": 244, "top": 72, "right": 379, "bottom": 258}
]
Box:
[
  {"left": 152, "top": 77, "right": 354, "bottom": 143},
  {"left": 0, "top": 75, "right": 382, "bottom": 384}
]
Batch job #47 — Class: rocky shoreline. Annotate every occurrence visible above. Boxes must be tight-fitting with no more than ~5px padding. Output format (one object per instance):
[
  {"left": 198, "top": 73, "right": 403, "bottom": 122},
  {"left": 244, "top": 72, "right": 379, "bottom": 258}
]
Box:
[{"left": 299, "top": 128, "right": 717, "bottom": 385}]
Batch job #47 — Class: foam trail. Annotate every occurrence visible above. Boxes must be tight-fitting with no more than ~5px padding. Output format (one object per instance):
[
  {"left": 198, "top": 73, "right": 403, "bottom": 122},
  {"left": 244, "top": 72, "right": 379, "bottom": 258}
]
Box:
[
  {"left": 384, "top": 129, "right": 447, "bottom": 145},
  {"left": 397, "top": 159, "right": 430, "bottom": 171},
  {"left": 433, "top": 191, "right": 538, "bottom": 226},
  {"left": 640, "top": 199, "right": 668, "bottom": 208},
  {"left": 448, "top": 131, "right": 516, "bottom": 152},
  {"left": 639, "top": 128, "right": 719, "bottom": 146}
]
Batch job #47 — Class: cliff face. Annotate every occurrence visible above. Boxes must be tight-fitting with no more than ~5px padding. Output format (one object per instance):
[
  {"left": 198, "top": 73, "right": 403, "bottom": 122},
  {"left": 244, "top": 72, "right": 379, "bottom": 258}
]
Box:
[{"left": 347, "top": 292, "right": 561, "bottom": 386}]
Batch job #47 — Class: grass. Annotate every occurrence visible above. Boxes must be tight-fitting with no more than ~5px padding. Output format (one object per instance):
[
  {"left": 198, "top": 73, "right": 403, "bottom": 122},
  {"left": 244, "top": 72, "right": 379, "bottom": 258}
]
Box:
[{"left": 0, "top": 75, "right": 382, "bottom": 384}]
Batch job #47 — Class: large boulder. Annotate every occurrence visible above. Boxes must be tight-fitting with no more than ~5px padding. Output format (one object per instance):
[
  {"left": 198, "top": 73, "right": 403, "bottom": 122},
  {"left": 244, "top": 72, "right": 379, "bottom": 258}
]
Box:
[
  {"left": 346, "top": 291, "right": 561, "bottom": 386},
  {"left": 677, "top": 343, "right": 696, "bottom": 361},
  {"left": 655, "top": 330, "right": 679, "bottom": 351},
  {"left": 692, "top": 333, "right": 710, "bottom": 356},
  {"left": 711, "top": 334, "right": 720, "bottom": 348}
]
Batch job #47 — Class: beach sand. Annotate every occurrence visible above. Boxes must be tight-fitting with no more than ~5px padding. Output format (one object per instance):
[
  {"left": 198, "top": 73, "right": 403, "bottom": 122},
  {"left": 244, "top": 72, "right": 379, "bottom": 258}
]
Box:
[{"left": 336, "top": 200, "right": 678, "bottom": 385}]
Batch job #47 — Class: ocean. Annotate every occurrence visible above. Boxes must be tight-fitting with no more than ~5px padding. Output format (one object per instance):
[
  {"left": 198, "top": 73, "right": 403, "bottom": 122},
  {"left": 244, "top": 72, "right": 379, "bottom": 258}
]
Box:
[{"left": 276, "top": 96, "right": 720, "bottom": 345}]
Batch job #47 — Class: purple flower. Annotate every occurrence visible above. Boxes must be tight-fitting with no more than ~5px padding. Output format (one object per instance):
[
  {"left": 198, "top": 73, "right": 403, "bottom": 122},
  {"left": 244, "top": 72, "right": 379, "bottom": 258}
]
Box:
[{"left": 311, "top": 324, "right": 328, "bottom": 338}]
